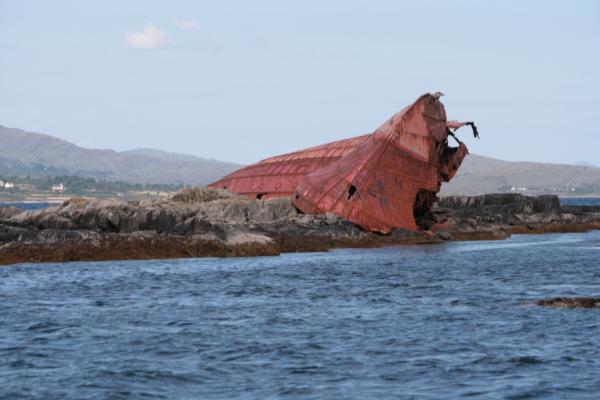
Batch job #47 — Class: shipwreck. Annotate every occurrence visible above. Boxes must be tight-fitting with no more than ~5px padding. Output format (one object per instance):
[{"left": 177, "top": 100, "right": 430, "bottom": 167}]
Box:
[{"left": 209, "top": 92, "right": 478, "bottom": 233}]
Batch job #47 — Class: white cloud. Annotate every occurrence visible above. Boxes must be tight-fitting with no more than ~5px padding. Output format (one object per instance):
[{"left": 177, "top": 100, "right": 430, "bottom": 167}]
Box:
[
  {"left": 124, "top": 24, "right": 167, "bottom": 49},
  {"left": 175, "top": 19, "right": 199, "bottom": 30}
]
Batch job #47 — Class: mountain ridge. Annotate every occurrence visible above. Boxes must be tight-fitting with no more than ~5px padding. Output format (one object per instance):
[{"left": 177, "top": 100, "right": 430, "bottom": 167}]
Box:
[
  {"left": 441, "top": 154, "right": 600, "bottom": 196},
  {"left": 0, "top": 125, "right": 241, "bottom": 185},
  {"left": 1, "top": 124, "right": 599, "bottom": 195},
  {"left": 119, "top": 148, "right": 230, "bottom": 164}
]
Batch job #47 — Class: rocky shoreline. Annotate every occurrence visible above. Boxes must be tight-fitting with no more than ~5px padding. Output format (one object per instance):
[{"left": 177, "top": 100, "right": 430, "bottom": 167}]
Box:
[{"left": 1, "top": 188, "right": 599, "bottom": 266}]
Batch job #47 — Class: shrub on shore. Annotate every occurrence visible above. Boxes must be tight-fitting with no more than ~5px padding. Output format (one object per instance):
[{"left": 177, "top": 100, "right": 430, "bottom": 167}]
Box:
[{"left": 170, "top": 186, "right": 239, "bottom": 204}]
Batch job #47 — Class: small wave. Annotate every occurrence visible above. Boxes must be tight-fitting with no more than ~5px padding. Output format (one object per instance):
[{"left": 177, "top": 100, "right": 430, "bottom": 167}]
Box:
[
  {"left": 450, "top": 236, "right": 583, "bottom": 253},
  {"left": 511, "top": 355, "right": 544, "bottom": 365},
  {"left": 26, "top": 321, "right": 62, "bottom": 334},
  {"left": 539, "top": 284, "right": 600, "bottom": 291}
]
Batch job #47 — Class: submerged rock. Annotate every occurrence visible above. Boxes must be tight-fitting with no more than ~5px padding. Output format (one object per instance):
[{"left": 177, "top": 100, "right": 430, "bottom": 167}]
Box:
[{"left": 536, "top": 297, "right": 600, "bottom": 309}]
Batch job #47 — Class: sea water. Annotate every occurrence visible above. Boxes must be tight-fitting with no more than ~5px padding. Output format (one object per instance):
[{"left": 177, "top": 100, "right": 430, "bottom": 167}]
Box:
[
  {"left": 560, "top": 197, "right": 600, "bottom": 206},
  {"left": 1, "top": 231, "right": 600, "bottom": 399},
  {"left": 0, "top": 202, "right": 56, "bottom": 210}
]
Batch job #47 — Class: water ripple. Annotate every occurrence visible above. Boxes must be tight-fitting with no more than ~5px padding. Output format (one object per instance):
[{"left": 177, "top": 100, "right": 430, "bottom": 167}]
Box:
[{"left": 1, "top": 231, "right": 600, "bottom": 398}]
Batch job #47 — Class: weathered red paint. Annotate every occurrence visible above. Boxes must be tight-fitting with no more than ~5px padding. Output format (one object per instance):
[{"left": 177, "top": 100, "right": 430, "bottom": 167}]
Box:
[{"left": 209, "top": 93, "right": 477, "bottom": 233}]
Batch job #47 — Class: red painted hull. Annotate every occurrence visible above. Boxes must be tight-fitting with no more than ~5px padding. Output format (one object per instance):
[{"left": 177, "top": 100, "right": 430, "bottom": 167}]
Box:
[{"left": 209, "top": 93, "right": 476, "bottom": 233}]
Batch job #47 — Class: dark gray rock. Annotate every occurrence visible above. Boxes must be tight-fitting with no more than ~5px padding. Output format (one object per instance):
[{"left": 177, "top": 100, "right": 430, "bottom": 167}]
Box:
[
  {"left": 0, "top": 206, "right": 23, "bottom": 220},
  {"left": 536, "top": 297, "right": 600, "bottom": 308},
  {"left": 435, "top": 193, "right": 566, "bottom": 230},
  {"left": 2, "top": 188, "right": 600, "bottom": 265}
]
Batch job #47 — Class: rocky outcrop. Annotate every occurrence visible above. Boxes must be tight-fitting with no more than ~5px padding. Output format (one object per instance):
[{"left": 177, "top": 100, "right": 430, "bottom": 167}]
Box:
[
  {"left": 1, "top": 189, "right": 600, "bottom": 265},
  {"left": 427, "top": 193, "right": 600, "bottom": 238},
  {"left": 0, "top": 206, "right": 22, "bottom": 220},
  {"left": 536, "top": 297, "right": 600, "bottom": 308}
]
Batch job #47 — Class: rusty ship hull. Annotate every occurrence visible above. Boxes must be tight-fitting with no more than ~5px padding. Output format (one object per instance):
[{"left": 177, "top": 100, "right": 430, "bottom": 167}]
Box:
[{"left": 209, "top": 93, "right": 477, "bottom": 233}]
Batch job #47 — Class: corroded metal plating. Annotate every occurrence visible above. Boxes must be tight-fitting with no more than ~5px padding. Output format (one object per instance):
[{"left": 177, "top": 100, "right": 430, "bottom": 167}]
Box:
[{"left": 210, "top": 93, "right": 477, "bottom": 233}]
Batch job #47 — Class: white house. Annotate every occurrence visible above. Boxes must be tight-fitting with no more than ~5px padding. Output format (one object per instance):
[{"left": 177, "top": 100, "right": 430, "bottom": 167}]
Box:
[{"left": 51, "top": 183, "right": 66, "bottom": 192}]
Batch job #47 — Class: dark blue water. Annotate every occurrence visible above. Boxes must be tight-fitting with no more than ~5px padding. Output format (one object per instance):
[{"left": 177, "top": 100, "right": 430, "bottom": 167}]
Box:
[
  {"left": 560, "top": 197, "right": 600, "bottom": 206},
  {"left": 2, "top": 232, "right": 600, "bottom": 399},
  {"left": 0, "top": 202, "right": 55, "bottom": 210}
]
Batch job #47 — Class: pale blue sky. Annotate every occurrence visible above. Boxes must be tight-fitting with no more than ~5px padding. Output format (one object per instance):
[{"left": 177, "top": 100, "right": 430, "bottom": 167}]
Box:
[{"left": 1, "top": 1, "right": 599, "bottom": 164}]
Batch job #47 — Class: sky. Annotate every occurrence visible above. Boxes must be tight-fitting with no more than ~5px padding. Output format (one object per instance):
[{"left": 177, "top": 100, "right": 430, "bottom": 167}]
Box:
[{"left": 1, "top": 0, "right": 599, "bottom": 165}]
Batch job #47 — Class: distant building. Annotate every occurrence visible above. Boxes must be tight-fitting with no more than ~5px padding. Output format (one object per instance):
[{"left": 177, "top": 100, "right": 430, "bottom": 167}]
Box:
[
  {"left": 51, "top": 183, "right": 66, "bottom": 192},
  {"left": 0, "top": 180, "right": 16, "bottom": 189}
]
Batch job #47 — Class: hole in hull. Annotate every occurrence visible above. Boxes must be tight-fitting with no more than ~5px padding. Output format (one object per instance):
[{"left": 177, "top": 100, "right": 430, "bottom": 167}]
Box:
[
  {"left": 413, "top": 189, "right": 437, "bottom": 230},
  {"left": 347, "top": 185, "right": 357, "bottom": 200}
]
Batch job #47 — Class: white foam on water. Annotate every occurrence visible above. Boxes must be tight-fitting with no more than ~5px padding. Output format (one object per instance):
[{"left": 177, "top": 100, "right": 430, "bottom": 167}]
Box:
[
  {"left": 539, "top": 284, "right": 600, "bottom": 290},
  {"left": 448, "top": 235, "right": 584, "bottom": 253}
]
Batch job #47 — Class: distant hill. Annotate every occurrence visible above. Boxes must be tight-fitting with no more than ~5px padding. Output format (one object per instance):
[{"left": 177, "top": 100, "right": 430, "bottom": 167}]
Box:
[
  {"left": 441, "top": 154, "right": 600, "bottom": 196},
  {"left": 120, "top": 148, "right": 220, "bottom": 163},
  {"left": 0, "top": 156, "right": 72, "bottom": 177},
  {"left": 574, "top": 160, "right": 597, "bottom": 168},
  {"left": 2, "top": 124, "right": 599, "bottom": 195},
  {"left": 0, "top": 125, "right": 241, "bottom": 184}
]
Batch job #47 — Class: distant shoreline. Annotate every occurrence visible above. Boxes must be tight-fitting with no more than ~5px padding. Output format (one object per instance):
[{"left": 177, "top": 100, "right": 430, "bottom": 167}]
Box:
[
  {"left": 2, "top": 194, "right": 600, "bottom": 208},
  {"left": 0, "top": 200, "right": 62, "bottom": 205}
]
